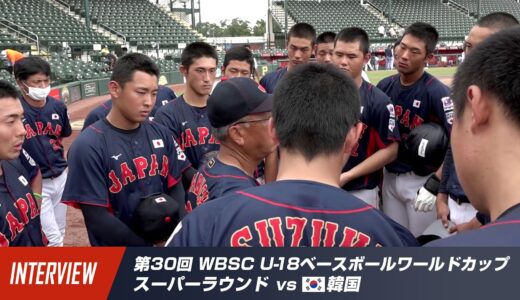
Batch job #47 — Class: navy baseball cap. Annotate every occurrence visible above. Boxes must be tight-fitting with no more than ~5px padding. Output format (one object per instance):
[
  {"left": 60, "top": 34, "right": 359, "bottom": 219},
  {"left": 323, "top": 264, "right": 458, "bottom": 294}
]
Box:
[{"left": 208, "top": 77, "right": 273, "bottom": 128}]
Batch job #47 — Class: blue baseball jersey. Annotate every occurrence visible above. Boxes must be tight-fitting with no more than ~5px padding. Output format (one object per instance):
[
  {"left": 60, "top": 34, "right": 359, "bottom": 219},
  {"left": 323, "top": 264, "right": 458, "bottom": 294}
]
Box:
[
  {"left": 19, "top": 149, "right": 39, "bottom": 182},
  {"left": 81, "top": 85, "right": 177, "bottom": 130},
  {"left": 0, "top": 159, "right": 45, "bottom": 246},
  {"left": 376, "top": 72, "right": 452, "bottom": 173},
  {"left": 62, "top": 119, "right": 190, "bottom": 246},
  {"left": 427, "top": 204, "right": 520, "bottom": 246},
  {"left": 20, "top": 96, "right": 72, "bottom": 179},
  {"left": 167, "top": 180, "right": 418, "bottom": 247},
  {"left": 343, "top": 81, "right": 400, "bottom": 191},
  {"left": 186, "top": 157, "right": 259, "bottom": 212},
  {"left": 259, "top": 68, "right": 287, "bottom": 94},
  {"left": 154, "top": 95, "right": 219, "bottom": 170},
  {"left": 438, "top": 146, "right": 466, "bottom": 199}
]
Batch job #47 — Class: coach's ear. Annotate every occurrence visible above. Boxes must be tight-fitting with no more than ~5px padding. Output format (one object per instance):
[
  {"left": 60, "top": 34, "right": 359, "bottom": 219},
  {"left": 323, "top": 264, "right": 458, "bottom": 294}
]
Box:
[
  {"left": 268, "top": 118, "right": 279, "bottom": 145},
  {"left": 467, "top": 84, "right": 491, "bottom": 132},
  {"left": 343, "top": 122, "right": 362, "bottom": 155},
  {"left": 108, "top": 80, "right": 121, "bottom": 99}
]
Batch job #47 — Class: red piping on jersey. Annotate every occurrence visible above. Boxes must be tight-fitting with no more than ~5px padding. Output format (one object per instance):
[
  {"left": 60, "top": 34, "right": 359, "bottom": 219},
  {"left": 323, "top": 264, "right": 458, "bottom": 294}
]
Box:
[
  {"left": 426, "top": 77, "right": 434, "bottom": 86},
  {"left": 89, "top": 125, "right": 103, "bottom": 134},
  {"left": 481, "top": 220, "right": 520, "bottom": 229},
  {"left": 101, "top": 102, "right": 110, "bottom": 110},
  {"left": 203, "top": 168, "right": 251, "bottom": 181},
  {"left": 237, "top": 191, "right": 373, "bottom": 214},
  {"left": 62, "top": 200, "right": 109, "bottom": 209}
]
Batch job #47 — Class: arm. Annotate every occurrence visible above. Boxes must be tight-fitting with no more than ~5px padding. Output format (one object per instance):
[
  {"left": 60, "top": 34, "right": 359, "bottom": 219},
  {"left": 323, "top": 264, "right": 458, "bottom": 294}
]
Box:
[
  {"left": 341, "top": 142, "right": 398, "bottom": 186},
  {"left": 31, "top": 170, "right": 43, "bottom": 207},
  {"left": 181, "top": 166, "right": 196, "bottom": 192},
  {"left": 80, "top": 204, "right": 150, "bottom": 246},
  {"left": 168, "top": 181, "right": 187, "bottom": 220}
]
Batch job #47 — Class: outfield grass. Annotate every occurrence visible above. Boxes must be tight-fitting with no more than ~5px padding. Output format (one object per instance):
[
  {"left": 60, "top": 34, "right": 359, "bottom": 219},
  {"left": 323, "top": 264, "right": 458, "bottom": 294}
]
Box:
[{"left": 367, "top": 66, "right": 458, "bottom": 85}]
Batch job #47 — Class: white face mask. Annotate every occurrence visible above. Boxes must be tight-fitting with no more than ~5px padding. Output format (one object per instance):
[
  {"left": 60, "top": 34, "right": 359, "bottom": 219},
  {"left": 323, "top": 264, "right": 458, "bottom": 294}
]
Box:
[{"left": 24, "top": 82, "right": 50, "bottom": 101}]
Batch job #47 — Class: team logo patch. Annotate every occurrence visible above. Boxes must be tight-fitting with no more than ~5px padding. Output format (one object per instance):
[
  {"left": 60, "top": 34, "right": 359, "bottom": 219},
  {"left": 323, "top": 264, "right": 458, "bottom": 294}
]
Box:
[
  {"left": 52, "top": 113, "right": 60, "bottom": 120},
  {"left": 207, "top": 158, "right": 215, "bottom": 168},
  {"left": 441, "top": 96, "right": 454, "bottom": 111},
  {"left": 18, "top": 175, "right": 28, "bottom": 186},
  {"left": 302, "top": 277, "right": 325, "bottom": 293},
  {"left": 111, "top": 153, "right": 122, "bottom": 160},
  {"left": 155, "top": 197, "right": 167, "bottom": 204},
  {"left": 22, "top": 149, "right": 36, "bottom": 166},
  {"left": 388, "top": 119, "right": 396, "bottom": 132},
  {"left": 413, "top": 100, "right": 421, "bottom": 108},
  {"left": 446, "top": 111, "right": 454, "bottom": 125},
  {"left": 162, "top": 100, "right": 169, "bottom": 106},
  {"left": 153, "top": 139, "right": 164, "bottom": 148},
  {"left": 387, "top": 104, "right": 395, "bottom": 118},
  {"left": 174, "top": 139, "right": 187, "bottom": 161}
]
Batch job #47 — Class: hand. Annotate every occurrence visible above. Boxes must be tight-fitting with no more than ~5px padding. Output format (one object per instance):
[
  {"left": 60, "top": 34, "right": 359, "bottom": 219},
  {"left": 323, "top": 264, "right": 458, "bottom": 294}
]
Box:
[
  {"left": 436, "top": 196, "right": 450, "bottom": 228},
  {"left": 448, "top": 217, "right": 482, "bottom": 234},
  {"left": 154, "top": 240, "right": 166, "bottom": 247},
  {"left": 339, "top": 172, "right": 352, "bottom": 187},
  {"left": 414, "top": 187, "right": 436, "bottom": 212}
]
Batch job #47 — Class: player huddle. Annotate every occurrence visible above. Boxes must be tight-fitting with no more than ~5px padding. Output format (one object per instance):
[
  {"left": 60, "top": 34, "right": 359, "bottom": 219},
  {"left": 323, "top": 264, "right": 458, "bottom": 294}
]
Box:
[{"left": 1, "top": 12, "right": 520, "bottom": 247}]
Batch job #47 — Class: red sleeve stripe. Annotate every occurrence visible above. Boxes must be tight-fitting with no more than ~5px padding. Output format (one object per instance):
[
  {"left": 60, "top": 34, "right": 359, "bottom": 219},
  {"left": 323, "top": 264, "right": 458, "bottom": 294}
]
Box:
[
  {"left": 237, "top": 191, "right": 373, "bottom": 214},
  {"left": 481, "top": 220, "right": 520, "bottom": 229},
  {"left": 203, "top": 169, "right": 251, "bottom": 181}
]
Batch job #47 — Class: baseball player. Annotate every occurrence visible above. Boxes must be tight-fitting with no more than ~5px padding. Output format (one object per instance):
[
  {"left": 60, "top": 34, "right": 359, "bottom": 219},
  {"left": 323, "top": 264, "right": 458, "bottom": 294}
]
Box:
[
  {"left": 82, "top": 85, "right": 176, "bottom": 130},
  {"left": 332, "top": 27, "right": 399, "bottom": 208},
  {"left": 186, "top": 77, "right": 275, "bottom": 212},
  {"left": 376, "top": 22, "right": 453, "bottom": 236},
  {"left": 315, "top": 31, "right": 336, "bottom": 64},
  {"left": 166, "top": 63, "right": 418, "bottom": 247},
  {"left": 428, "top": 26, "right": 520, "bottom": 246},
  {"left": 415, "top": 12, "right": 519, "bottom": 233},
  {"left": 14, "top": 57, "right": 72, "bottom": 246},
  {"left": 62, "top": 53, "right": 189, "bottom": 246},
  {"left": 259, "top": 23, "right": 316, "bottom": 93},
  {"left": 221, "top": 46, "right": 255, "bottom": 80},
  {"left": 154, "top": 42, "right": 219, "bottom": 170},
  {"left": 0, "top": 80, "right": 46, "bottom": 246}
]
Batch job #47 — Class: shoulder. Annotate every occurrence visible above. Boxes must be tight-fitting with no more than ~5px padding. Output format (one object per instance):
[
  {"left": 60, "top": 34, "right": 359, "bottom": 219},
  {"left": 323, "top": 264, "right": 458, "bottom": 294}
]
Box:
[
  {"left": 423, "top": 72, "right": 450, "bottom": 95},
  {"left": 365, "top": 82, "right": 392, "bottom": 104},
  {"left": 47, "top": 97, "right": 68, "bottom": 110},
  {"left": 377, "top": 74, "right": 399, "bottom": 89}
]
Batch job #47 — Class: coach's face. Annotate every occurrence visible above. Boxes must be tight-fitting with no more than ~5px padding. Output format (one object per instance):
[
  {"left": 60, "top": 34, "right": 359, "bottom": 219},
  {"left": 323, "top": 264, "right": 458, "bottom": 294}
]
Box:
[
  {"left": 287, "top": 37, "right": 314, "bottom": 69},
  {"left": 395, "top": 34, "right": 430, "bottom": 75},
  {"left": 110, "top": 71, "right": 158, "bottom": 126},
  {"left": 0, "top": 98, "right": 25, "bottom": 160},
  {"left": 182, "top": 57, "right": 217, "bottom": 97},
  {"left": 232, "top": 112, "right": 276, "bottom": 160},
  {"left": 332, "top": 40, "right": 369, "bottom": 85}
]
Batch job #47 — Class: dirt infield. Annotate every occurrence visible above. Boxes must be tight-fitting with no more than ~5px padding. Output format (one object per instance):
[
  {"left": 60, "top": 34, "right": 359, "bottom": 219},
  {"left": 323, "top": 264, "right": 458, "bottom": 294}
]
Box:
[{"left": 62, "top": 83, "right": 185, "bottom": 246}]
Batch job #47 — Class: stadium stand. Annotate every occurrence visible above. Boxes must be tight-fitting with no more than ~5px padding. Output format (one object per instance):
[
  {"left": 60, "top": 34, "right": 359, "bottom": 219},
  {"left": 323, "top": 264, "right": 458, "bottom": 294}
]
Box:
[
  {"left": 451, "top": 0, "right": 520, "bottom": 20},
  {"left": 0, "top": 0, "right": 115, "bottom": 50},
  {"left": 286, "top": 0, "right": 385, "bottom": 39},
  {"left": 368, "top": 0, "right": 474, "bottom": 39},
  {"left": 62, "top": 0, "right": 202, "bottom": 49}
]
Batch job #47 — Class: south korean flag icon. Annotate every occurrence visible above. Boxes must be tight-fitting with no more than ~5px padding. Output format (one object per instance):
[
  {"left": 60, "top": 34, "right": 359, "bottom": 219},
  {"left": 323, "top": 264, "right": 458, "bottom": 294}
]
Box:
[{"left": 302, "top": 276, "right": 325, "bottom": 293}]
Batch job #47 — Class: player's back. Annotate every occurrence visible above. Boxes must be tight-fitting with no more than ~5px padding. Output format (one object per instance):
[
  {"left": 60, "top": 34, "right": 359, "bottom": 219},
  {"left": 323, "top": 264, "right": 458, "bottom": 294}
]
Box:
[
  {"left": 169, "top": 180, "right": 417, "bottom": 247},
  {"left": 82, "top": 100, "right": 112, "bottom": 131},
  {"left": 259, "top": 68, "right": 287, "bottom": 94}
]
